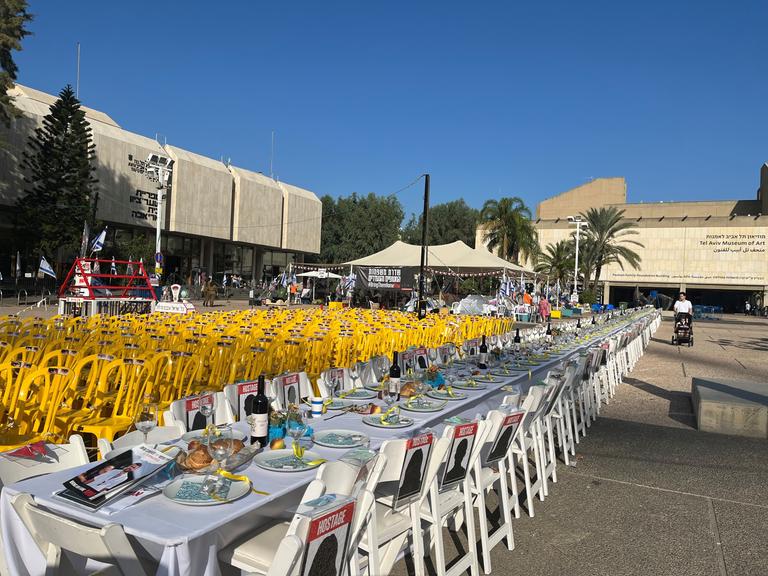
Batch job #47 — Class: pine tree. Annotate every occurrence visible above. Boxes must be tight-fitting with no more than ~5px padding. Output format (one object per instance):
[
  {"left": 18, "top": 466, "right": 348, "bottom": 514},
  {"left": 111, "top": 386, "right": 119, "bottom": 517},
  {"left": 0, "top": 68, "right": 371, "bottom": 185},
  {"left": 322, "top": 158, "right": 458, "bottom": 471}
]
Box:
[
  {"left": 16, "top": 85, "right": 99, "bottom": 260},
  {"left": 0, "top": 0, "right": 32, "bottom": 128}
]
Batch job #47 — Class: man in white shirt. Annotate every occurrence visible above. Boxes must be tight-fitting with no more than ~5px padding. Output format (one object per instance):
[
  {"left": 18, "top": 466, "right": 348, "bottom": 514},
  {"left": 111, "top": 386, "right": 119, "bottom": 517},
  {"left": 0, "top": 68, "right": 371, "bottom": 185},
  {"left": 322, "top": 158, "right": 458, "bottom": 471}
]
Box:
[{"left": 673, "top": 292, "right": 693, "bottom": 316}]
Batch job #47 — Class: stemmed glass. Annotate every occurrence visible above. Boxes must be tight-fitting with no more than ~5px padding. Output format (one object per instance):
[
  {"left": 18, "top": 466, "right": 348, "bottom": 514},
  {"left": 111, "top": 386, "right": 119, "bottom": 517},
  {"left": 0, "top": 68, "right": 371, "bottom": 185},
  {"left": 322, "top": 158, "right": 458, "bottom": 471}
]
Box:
[
  {"left": 286, "top": 407, "right": 309, "bottom": 464},
  {"left": 205, "top": 424, "right": 235, "bottom": 493},
  {"left": 134, "top": 400, "right": 158, "bottom": 445},
  {"left": 199, "top": 390, "right": 217, "bottom": 430}
]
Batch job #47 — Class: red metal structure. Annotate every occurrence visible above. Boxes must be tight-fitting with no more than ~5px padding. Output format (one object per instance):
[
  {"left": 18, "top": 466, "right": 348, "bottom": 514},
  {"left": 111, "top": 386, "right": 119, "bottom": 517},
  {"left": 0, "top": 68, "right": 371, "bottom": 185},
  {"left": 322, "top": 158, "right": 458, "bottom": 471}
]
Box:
[{"left": 58, "top": 258, "right": 156, "bottom": 300}]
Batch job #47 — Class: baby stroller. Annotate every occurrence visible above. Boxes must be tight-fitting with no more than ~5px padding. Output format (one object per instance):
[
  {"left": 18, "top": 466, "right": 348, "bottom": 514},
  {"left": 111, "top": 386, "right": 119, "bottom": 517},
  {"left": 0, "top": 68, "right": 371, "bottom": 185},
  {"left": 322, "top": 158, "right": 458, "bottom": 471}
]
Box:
[{"left": 672, "top": 312, "right": 693, "bottom": 346}]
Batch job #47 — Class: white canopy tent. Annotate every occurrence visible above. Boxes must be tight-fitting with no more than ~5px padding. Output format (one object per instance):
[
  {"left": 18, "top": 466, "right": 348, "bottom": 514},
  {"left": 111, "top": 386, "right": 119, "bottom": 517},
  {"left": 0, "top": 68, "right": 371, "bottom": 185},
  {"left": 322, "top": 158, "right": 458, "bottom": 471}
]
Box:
[
  {"left": 296, "top": 270, "right": 342, "bottom": 300},
  {"left": 344, "top": 240, "right": 531, "bottom": 273}
]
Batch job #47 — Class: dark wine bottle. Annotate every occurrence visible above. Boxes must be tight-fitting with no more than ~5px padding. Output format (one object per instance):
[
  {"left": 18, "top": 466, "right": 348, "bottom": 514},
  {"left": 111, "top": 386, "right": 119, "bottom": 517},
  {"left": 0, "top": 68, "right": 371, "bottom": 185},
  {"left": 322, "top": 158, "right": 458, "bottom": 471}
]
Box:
[
  {"left": 513, "top": 328, "right": 521, "bottom": 352},
  {"left": 249, "top": 374, "right": 269, "bottom": 448},
  {"left": 576, "top": 318, "right": 582, "bottom": 334},
  {"left": 591, "top": 315, "right": 596, "bottom": 325},
  {"left": 545, "top": 321, "right": 553, "bottom": 344},
  {"left": 388, "top": 351, "right": 401, "bottom": 400},
  {"left": 478, "top": 335, "right": 488, "bottom": 369}
]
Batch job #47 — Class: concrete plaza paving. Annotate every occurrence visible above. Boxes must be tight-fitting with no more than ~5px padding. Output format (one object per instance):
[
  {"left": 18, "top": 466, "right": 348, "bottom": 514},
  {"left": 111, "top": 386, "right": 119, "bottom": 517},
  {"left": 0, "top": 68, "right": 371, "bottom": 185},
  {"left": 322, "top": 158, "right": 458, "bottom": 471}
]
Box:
[{"left": 392, "top": 315, "right": 768, "bottom": 576}]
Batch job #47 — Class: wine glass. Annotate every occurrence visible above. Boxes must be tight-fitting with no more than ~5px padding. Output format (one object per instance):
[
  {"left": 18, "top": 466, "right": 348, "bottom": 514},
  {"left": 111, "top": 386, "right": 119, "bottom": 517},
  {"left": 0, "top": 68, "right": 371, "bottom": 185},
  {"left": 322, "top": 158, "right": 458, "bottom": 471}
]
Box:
[
  {"left": 134, "top": 400, "right": 158, "bottom": 445},
  {"left": 206, "top": 424, "right": 235, "bottom": 493},
  {"left": 286, "top": 408, "right": 309, "bottom": 463},
  {"left": 199, "top": 390, "right": 217, "bottom": 430}
]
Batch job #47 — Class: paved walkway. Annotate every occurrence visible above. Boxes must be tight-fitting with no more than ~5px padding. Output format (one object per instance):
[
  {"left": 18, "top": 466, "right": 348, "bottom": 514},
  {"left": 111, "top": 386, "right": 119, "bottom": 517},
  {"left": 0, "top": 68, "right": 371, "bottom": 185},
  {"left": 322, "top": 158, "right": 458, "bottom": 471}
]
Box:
[{"left": 392, "top": 315, "right": 768, "bottom": 576}]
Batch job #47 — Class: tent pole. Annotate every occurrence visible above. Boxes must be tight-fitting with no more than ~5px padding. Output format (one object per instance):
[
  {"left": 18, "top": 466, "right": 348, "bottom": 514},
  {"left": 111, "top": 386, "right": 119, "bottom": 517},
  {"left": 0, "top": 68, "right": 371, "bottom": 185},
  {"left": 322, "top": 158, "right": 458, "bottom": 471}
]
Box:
[{"left": 418, "top": 173, "right": 430, "bottom": 319}]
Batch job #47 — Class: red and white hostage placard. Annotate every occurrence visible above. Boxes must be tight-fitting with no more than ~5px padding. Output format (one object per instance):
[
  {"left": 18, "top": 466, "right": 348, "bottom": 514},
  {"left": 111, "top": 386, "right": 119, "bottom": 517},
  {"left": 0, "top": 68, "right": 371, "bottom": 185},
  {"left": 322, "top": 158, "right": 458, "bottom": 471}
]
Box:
[
  {"left": 281, "top": 373, "right": 301, "bottom": 408},
  {"left": 414, "top": 347, "right": 429, "bottom": 370},
  {"left": 486, "top": 411, "right": 524, "bottom": 464},
  {"left": 440, "top": 422, "right": 479, "bottom": 489},
  {"left": 400, "top": 350, "right": 416, "bottom": 374},
  {"left": 300, "top": 501, "right": 355, "bottom": 576},
  {"left": 185, "top": 395, "right": 213, "bottom": 431},
  {"left": 394, "top": 432, "right": 434, "bottom": 507},
  {"left": 236, "top": 380, "right": 260, "bottom": 421}
]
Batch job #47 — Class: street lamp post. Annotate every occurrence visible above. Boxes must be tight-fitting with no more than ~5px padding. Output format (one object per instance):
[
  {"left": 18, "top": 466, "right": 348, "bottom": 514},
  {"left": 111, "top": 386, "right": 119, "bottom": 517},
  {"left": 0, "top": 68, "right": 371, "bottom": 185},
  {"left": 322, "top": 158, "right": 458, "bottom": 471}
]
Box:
[
  {"left": 567, "top": 215, "right": 587, "bottom": 303},
  {"left": 145, "top": 154, "right": 174, "bottom": 285}
]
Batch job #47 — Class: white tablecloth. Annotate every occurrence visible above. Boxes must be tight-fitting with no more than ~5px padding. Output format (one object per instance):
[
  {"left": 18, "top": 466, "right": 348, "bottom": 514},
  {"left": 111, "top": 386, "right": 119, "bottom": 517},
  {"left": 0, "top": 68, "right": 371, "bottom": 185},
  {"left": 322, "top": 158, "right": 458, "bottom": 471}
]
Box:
[{"left": 1, "top": 346, "right": 588, "bottom": 576}]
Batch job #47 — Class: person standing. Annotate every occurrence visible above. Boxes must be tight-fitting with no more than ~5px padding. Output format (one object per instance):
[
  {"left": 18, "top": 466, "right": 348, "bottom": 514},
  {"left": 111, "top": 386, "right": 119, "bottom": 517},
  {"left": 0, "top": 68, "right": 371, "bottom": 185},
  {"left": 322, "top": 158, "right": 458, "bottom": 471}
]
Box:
[
  {"left": 538, "top": 295, "right": 551, "bottom": 323},
  {"left": 745, "top": 300, "right": 751, "bottom": 316}
]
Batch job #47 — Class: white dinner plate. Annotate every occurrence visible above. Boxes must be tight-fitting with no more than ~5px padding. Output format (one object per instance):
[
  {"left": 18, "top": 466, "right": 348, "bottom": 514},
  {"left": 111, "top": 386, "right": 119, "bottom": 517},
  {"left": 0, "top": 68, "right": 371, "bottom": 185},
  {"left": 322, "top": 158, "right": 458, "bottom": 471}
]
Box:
[
  {"left": 451, "top": 380, "right": 488, "bottom": 390},
  {"left": 325, "top": 398, "right": 352, "bottom": 410},
  {"left": 399, "top": 399, "right": 447, "bottom": 412},
  {"left": 338, "top": 388, "right": 378, "bottom": 400},
  {"left": 362, "top": 414, "right": 414, "bottom": 429},
  {"left": 163, "top": 474, "right": 250, "bottom": 506},
  {"left": 313, "top": 429, "right": 369, "bottom": 448},
  {"left": 253, "top": 449, "right": 325, "bottom": 472},
  {"left": 426, "top": 389, "right": 467, "bottom": 401}
]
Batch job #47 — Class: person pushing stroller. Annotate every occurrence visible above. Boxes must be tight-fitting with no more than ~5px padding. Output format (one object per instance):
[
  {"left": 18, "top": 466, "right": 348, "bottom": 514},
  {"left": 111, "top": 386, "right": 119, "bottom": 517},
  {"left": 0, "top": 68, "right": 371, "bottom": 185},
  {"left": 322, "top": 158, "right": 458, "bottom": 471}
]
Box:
[{"left": 672, "top": 292, "right": 694, "bottom": 346}]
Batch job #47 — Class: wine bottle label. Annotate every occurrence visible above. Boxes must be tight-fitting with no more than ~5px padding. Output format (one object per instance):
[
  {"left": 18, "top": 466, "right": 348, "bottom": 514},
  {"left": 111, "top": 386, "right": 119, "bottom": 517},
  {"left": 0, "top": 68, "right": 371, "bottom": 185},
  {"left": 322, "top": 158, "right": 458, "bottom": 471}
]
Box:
[
  {"left": 388, "top": 377, "right": 400, "bottom": 393},
  {"left": 249, "top": 413, "right": 268, "bottom": 437},
  {"left": 479, "top": 352, "right": 488, "bottom": 365}
]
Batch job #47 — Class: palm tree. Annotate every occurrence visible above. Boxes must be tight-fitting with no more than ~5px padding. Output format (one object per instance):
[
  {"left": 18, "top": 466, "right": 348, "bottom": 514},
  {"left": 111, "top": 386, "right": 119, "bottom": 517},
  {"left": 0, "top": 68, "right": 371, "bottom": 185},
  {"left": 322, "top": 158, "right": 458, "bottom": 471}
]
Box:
[
  {"left": 480, "top": 197, "right": 538, "bottom": 264},
  {"left": 535, "top": 240, "right": 574, "bottom": 286},
  {"left": 578, "top": 207, "right": 643, "bottom": 291}
]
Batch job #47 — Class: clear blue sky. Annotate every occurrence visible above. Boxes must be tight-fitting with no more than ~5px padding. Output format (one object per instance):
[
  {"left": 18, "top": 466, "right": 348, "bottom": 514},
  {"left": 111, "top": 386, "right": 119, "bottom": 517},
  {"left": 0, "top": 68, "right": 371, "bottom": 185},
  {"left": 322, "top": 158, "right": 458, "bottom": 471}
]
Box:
[{"left": 15, "top": 0, "right": 768, "bottom": 219}]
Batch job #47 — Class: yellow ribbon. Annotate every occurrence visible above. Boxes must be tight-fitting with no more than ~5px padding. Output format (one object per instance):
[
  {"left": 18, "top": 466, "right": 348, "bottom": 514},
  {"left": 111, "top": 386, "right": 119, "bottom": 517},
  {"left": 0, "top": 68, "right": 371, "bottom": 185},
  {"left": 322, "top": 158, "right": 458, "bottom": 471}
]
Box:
[
  {"left": 215, "top": 469, "right": 270, "bottom": 496},
  {"left": 406, "top": 394, "right": 424, "bottom": 407},
  {"left": 292, "top": 441, "right": 326, "bottom": 466},
  {"left": 379, "top": 405, "right": 399, "bottom": 425},
  {"left": 446, "top": 386, "right": 456, "bottom": 398}
]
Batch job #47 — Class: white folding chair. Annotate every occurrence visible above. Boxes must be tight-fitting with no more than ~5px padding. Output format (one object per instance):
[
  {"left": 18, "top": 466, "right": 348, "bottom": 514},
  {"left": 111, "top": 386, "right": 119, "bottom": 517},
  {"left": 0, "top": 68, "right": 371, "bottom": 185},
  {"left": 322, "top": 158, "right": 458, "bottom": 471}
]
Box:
[
  {"left": 96, "top": 423, "right": 185, "bottom": 459},
  {"left": 10, "top": 492, "right": 154, "bottom": 575},
  {"left": 358, "top": 435, "right": 452, "bottom": 576},
  {"left": 510, "top": 386, "right": 547, "bottom": 517},
  {"left": 420, "top": 421, "right": 490, "bottom": 576},
  {"left": 470, "top": 407, "right": 526, "bottom": 574},
  {"left": 0, "top": 435, "right": 89, "bottom": 488},
  {"left": 219, "top": 479, "right": 325, "bottom": 574}
]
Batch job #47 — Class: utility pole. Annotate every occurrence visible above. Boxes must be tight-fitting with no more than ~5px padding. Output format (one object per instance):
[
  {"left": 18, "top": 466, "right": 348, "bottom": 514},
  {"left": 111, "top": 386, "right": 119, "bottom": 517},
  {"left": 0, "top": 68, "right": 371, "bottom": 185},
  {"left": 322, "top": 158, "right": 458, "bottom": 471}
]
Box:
[{"left": 418, "top": 173, "right": 430, "bottom": 319}]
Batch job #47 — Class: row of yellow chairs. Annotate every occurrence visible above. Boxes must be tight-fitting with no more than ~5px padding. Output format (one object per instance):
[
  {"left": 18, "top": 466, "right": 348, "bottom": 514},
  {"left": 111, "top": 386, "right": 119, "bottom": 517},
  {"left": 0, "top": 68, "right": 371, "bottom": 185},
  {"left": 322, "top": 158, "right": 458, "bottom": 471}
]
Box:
[{"left": 0, "top": 309, "right": 513, "bottom": 450}]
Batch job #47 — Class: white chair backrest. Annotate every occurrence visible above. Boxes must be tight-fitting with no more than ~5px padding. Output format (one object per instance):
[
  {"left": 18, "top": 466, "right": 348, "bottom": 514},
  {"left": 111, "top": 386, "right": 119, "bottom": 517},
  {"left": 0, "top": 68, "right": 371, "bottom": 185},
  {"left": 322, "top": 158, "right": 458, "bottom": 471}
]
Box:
[
  {"left": 377, "top": 435, "right": 452, "bottom": 506},
  {"left": 315, "top": 452, "right": 387, "bottom": 497},
  {"left": 98, "top": 423, "right": 185, "bottom": 460},
  {"left": 264, "top": 521, "right": 308, "bottom": 576},
  {"left": 436, "top": 420, "right": 490, "bottom": 490},
  {"left": 167, "top": 391, "right": 234, "bottom": 432},
  {"left": 11, "top": 493, "right": 150, "bottom": 575},
  {"left": 0, "top": 435, "right": 89, "bottom": 488},
  {"left": 271, "top": 372, "right": 312, "bottom": 409}
]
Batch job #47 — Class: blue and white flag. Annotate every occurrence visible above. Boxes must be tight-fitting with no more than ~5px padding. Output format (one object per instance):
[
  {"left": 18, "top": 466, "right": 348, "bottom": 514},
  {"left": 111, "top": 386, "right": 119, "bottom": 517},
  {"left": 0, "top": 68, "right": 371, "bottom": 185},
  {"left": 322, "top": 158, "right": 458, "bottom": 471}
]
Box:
[
  {"left": 38, "top": 256, "right": 56, "bottom": 279},
  {"left": 110, "top": 256, "right": 117, "bottom": 275},
  {"left": 90, "top": 227, "right": 107, "bottom": 253},
  {"left": 222, "top": 274, "right": 228, "bottom": 287},
  {"left": 343, "top": 272, "right": 357, "bottom": 292},
  {"left": 126, "top": 257, "right": 134, "bottom": 276},
  {"left": 280, "top": 271, "right": 288, "bottom": 287}
]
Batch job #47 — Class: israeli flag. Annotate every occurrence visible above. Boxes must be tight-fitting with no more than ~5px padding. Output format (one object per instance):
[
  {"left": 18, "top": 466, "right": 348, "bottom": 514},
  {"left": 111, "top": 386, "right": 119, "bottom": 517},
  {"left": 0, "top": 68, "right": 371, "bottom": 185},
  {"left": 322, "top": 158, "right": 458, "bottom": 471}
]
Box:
[
  {"left": 110, "top": 256, "right": 117, "bottom": 275},
  {"left": 343, "top": 272, "right": 356, "bottom": 291},
  {"left": 222, "top": 274, "right": 228, "bottom": 287},
  {"left": 280, "top": 271, "right": 288, "bottom": 287},
  {"left": 90, "top": 227, "right": 107, "bottom": 253},
  {"left": 38, "top": 256, "right": 56, "bottom": 279}
]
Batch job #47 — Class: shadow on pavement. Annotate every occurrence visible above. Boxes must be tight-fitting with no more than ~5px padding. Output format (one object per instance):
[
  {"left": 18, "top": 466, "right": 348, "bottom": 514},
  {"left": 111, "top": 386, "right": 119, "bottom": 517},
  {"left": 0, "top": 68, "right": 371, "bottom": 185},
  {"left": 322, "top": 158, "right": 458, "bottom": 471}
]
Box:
[{"left": 623, "top": 376, "right": 694, "bottom": 426}]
